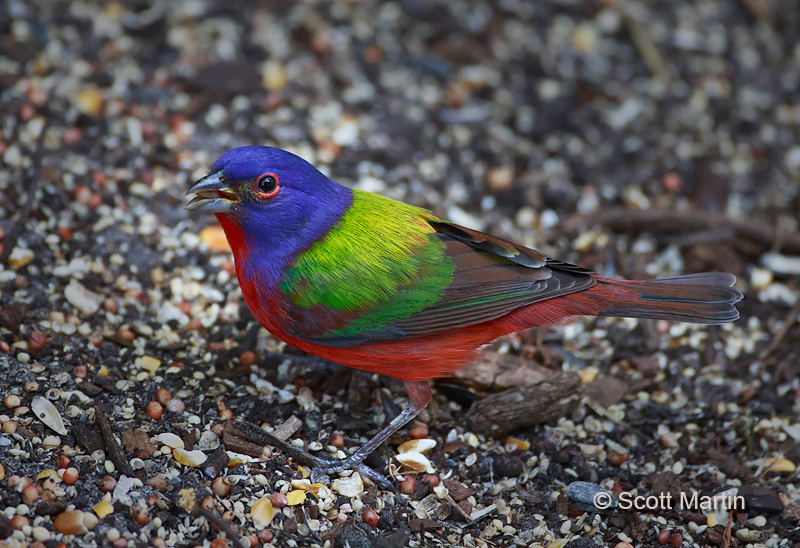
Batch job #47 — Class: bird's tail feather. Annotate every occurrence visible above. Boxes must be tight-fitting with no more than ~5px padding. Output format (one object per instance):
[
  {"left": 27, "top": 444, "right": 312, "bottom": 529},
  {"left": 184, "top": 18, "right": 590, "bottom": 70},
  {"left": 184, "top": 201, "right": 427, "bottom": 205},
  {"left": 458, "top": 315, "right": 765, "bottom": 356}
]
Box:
[{"left": 591, "top": 272, "right": 742, "bottom": 324}]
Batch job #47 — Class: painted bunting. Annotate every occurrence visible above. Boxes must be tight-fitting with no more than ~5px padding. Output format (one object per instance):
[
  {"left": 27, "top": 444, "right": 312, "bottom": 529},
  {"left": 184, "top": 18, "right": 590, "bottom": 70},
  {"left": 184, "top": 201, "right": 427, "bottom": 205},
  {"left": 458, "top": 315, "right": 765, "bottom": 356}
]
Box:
[{"left": 186, "top": 146, "right": 742, "bottom": 485}]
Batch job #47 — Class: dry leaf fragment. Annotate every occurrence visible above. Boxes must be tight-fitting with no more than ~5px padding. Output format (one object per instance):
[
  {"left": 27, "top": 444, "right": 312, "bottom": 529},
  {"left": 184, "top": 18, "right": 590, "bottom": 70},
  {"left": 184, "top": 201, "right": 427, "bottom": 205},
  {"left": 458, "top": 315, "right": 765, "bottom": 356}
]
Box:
[{"left": 251, "top": 496, "right": 275, "bottom": 528}]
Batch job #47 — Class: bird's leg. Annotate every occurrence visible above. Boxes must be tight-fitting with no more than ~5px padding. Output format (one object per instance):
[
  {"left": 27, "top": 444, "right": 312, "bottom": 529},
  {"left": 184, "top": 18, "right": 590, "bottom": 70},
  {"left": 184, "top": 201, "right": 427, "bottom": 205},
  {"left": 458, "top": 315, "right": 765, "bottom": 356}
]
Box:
[{"left": 312, "top": 380, "right": 432, "bottom": 480}]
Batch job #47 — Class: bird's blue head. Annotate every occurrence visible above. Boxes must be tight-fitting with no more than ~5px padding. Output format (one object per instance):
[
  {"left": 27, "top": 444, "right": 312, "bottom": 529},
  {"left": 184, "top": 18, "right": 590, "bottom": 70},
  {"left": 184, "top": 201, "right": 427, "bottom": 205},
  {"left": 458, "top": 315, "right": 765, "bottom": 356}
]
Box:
[{"left": 186, "top": 146, "right": 353, "bottom": 279}]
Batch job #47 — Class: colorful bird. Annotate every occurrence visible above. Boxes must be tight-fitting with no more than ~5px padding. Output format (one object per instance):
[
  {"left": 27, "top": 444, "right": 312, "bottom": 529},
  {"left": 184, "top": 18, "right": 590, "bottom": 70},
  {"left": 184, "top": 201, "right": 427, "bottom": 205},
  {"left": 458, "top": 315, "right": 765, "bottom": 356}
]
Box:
[{"left": 186, "top": 145, "right": 742, "bottom": 485}]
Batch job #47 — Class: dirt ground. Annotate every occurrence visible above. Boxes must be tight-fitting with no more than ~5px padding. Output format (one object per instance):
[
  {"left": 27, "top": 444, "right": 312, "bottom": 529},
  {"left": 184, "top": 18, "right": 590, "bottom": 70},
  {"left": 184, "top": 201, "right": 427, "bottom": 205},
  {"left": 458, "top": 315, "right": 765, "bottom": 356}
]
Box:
[{"left": 1, "top": 1, "right": 799, "bottom": 547}]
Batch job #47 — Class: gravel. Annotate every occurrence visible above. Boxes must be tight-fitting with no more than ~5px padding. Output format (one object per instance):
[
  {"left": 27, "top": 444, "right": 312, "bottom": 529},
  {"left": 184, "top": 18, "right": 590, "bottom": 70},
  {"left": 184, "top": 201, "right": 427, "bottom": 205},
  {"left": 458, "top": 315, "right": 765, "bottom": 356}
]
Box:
[{"left": 1, "top": 0, "right": 799, "bottom": 547}]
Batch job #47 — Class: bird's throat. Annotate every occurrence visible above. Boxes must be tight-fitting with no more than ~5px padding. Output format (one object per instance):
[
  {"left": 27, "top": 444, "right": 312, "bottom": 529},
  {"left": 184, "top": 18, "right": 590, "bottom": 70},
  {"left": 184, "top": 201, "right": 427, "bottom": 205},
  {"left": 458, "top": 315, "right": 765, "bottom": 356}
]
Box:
[{"left": 216, "top": 214, "right": 249, "bottom": 267}]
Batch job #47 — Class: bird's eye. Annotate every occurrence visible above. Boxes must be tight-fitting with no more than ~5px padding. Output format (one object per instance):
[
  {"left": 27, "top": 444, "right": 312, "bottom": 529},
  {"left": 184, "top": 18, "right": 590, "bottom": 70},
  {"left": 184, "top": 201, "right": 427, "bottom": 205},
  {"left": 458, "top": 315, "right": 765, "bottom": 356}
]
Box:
[{"left": 253, "top": 174, "right": 280, "bottom": 199}]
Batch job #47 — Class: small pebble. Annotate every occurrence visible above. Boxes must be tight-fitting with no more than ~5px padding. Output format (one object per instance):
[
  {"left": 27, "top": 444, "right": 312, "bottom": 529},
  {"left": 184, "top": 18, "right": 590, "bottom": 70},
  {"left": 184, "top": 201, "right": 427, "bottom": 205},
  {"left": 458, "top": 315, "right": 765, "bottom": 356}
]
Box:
[
  {"left": 132, "top": 507, "right": 147, "bottom": 526},
  {"left": 735, "top": 529, "right": 761, "bottom": 543},
  {"left": 566, "top": 481, "right": 618, "bottom": 509},
  {"left": 31, "top": 526, "right": 50, "bottom": 542},
  {"left": 22, "top": 485, "right": 39, "bottom": 504},
  {"left": 486, "top": 166, "right": 514, "bottom": 192},
  {"left": 146, "top": 401, "right": 163, "bottom": 420},
  {"left": 166, "top": 399, "right": 185, "bottom": 413},
  {"left": 146, "top": 476, "right": 167, "bottom": 490},
  {"left": 42, "top": 435, "right": 61, "bottom": 447},
  {"left": 219, "top": 408, "right": 233, "bottom": 421},
  {"left": 750, "top": 267, "right": 773, "bottom": 291},
  {"left": 329, "top": 433, "right": 345, "bottom": 449},
  {"left": 155, "top": 388, "right": 172, "bottom": 405},
  {"left": 239, "top": 350, "right": 257, "bottom": 366},
  {"left": 62, "top": 467, "right": 79, "bottom": 485},
  {"left": 75, "top": 87, "right": 104, "bottom": 116},
  {"left": 200, "top": 496, "right": 216, "bottom": 511},
  {"left": 262, "top": 60, "right": 288, "bottom": 91},
  {"left": 270, "top": 492, "right": 288, "bottom": 508},
  {"left": 212, "top": 477, "right": 231, "bottom": 497},
  {"left": 54, "top": 510, "right": 87, "bottom": 535},
  {"left": 137, "top": 355, "right": 161, "bottom": 373},
  {"left": 608, "top": 450, "right": 628, "bottom": 466},
  {"left": 399, "top": 476, "right": 417, "bottom": 494},
  {"left": 99, "top": 476, "right": 117, "bottom": 492},
  {"left": 362, "top": 507, "right": 379, "bottom": 528},
  {"left": 408, "top": 422, "right": 429, "bottom": 439},
  {"left": 764, "top": 457, "right": 795, "bottom": 473}
]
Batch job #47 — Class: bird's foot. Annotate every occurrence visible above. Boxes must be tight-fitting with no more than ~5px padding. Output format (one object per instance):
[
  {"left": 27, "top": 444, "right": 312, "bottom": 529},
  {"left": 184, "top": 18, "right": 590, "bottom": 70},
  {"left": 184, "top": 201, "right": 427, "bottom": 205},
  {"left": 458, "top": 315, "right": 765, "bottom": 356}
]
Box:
[
  {"left": 309, "top": 455, "right": 394, "bottom": 491},
  {"left": 308, "top": 382, "right": 432, "bottom": 491},
  {"left": 227, "top": 420, "right": 394, "bottom": 490}
]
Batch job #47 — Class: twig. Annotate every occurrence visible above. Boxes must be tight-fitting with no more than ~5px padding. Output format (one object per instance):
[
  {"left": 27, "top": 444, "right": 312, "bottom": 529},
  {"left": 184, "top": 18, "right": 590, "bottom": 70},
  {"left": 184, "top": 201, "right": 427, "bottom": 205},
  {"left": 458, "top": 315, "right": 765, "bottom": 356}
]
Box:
[
  {"left": 1, "top": 115, "right": 51, "bottom": 264},
  {"left": 758, "top": 299, "right": 800, "bottom": 359},
  {"left": 103, "top": 333, "right": 135, "bottom": 348},
  {"left": 273, "top": 415, "right": 303, "bottom": 442},
  {"left": 457, "top": 503, "right": 497, "bottom": 529},
  {"left": 2, "top": 66, "right": 27, "bottom": 148},
  {"left": 465, "top": 372, "right": 582, "bottom": 437},
  {"left": 94, "top": 404, "right": 136, "bottom": 477},
  {"left": 668, "top": 228, "right": 737, "bottom": 248},
  {"left": 739, "top": 0, "right": 772, "bottom": 24},
  {"left": 556, "top": 207, "right": 800, "bottom": 255},
  {"left": 722, "top": 512, "right": 733, "bottom": 548},
  {"left": 623, "top": 11, "right": 673, "bottom": 80},
  {"left": 197, "top": 507, "right": 247, "bottom": 548},
  {"left": 228, "top": 420, "right": 320, "bottom": 467}
]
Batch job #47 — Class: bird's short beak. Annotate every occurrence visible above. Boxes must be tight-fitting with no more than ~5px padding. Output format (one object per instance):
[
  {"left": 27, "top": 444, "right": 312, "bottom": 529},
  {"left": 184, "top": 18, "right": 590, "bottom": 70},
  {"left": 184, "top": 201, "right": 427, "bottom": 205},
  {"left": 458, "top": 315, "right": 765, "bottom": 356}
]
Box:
[{"left": 184, "top": 171, "right": 239, "bottom": 213}]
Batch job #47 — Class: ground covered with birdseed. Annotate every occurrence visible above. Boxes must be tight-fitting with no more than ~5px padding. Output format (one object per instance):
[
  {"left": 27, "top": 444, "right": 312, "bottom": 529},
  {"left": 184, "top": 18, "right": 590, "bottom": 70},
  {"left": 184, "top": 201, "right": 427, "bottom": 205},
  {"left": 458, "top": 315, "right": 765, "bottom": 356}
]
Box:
[{"left": 1, "top": 1, "right": 799, "bottom": 547}]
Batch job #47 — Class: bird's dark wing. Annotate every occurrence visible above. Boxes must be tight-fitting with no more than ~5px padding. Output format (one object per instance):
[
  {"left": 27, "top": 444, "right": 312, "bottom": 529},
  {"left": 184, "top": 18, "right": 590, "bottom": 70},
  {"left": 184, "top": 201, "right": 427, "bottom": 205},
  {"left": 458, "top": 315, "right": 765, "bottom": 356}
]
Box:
[{"left": 384, "top": 221, "right": 596, "bottom": 338}]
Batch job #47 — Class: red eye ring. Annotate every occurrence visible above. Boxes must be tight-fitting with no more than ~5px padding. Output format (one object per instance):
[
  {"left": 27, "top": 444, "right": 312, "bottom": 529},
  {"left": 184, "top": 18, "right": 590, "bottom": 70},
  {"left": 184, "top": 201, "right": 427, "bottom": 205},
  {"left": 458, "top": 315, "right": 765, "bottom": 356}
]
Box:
[{"left": 253, "top": 173, "right": 280, "bottom": 199}]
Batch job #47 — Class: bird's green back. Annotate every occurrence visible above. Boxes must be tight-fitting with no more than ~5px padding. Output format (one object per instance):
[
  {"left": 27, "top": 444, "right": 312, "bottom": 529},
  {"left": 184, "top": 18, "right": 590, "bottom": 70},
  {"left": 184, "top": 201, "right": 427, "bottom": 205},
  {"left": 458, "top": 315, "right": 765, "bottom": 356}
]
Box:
[{"left": 279, "top": 190, "right": 456, "bottom": 337}]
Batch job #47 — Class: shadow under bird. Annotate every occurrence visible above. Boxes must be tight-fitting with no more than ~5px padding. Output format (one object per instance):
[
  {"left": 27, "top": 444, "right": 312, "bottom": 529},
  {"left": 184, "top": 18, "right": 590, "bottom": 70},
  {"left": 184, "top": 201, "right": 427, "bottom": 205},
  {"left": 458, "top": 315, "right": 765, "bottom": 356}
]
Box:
[{"left": 186, "top": 145, "right": 742, "bottom": 486}]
